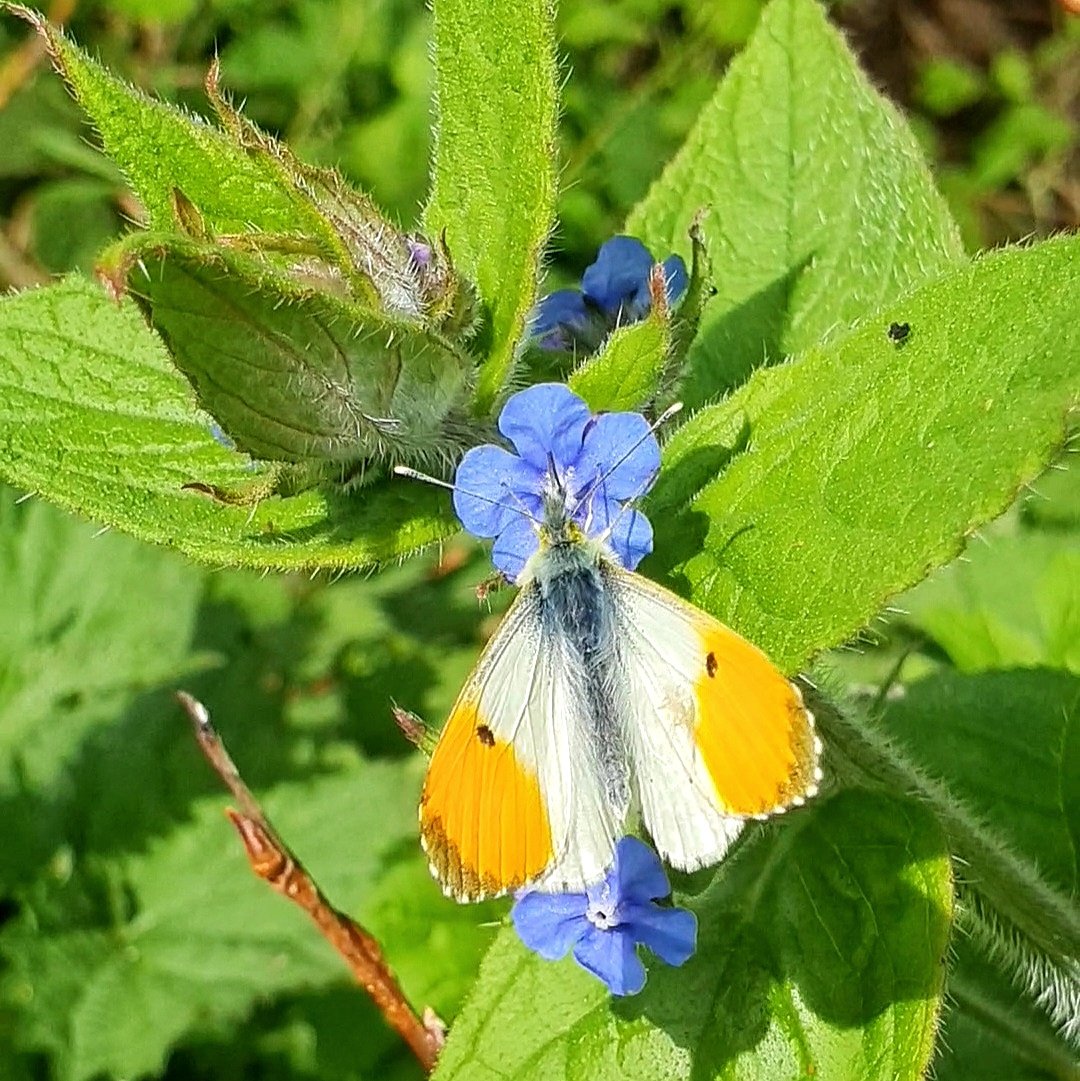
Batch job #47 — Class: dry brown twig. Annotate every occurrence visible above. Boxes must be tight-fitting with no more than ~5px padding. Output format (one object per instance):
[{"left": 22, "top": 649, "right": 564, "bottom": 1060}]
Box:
[{"left": 175, "top": 691, "right": 445, "bottom": 1074}]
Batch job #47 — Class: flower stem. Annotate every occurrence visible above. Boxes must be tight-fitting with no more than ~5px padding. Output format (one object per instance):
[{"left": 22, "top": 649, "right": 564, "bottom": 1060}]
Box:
[{"left": 175, "top": 691, "right": 444, "bottom": 1074}]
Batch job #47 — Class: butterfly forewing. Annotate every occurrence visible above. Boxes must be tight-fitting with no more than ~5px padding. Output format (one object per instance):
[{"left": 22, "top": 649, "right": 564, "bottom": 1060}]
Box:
[
  {"left": 608, "top": 566, "right": 822, "bottom": 870},
  {"left": 419, "top": 585, "right": 620, "bottom": 900}
]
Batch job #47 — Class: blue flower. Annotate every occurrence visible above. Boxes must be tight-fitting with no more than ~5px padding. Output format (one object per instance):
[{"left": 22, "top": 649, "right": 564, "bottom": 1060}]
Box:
[
  {"left": 531, "top": 236, "right": 688, "bottom": 352},
  {"left": 453, "top": 383, "right": 659, "bottom": 581},
  {"left": 511, "top": 837, "right": 697, "bottom": 996}
]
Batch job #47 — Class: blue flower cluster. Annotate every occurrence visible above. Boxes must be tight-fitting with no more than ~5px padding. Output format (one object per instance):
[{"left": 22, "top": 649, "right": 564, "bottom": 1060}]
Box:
[
  {"left": 453, "top": 383, "right": 659, "bottom": 581},
  {"left": 512, "top": 837, "right": 697, "bottom": 996},
  {"left": 531, "top": 236, "right": 688, "bottom": 353}
]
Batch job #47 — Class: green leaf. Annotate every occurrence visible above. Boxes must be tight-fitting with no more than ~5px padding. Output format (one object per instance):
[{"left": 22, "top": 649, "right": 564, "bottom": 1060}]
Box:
[
  {"left": 425, "top": 0, "right": 558, "bottom": 412},
  {"left": 626, "top": 0, "right": 964, "bottom": 403},
  {"left": 17, "top": 7, "right": 307, "bottom": 235},
  {"left": 569, "top": 313, "right": 670, "bottom": 413},
  {"left": 937, "top": 944, "right": 1080, "bottom": 1081},
  {"left": 901, "top": 528, "right": 1080, "bottom": 674},
  {"left": 881, "top": 670, "right": 1080, "bottom": 1070},
  {"left": 819, "top": 688, "right": 1080, "bottom": 1052},
  {"left": 0, "top": 487, "right": 203, "bottom": 888},
  {"left": 0, "top": 276, "right": 459, "bottom": 570},
  {"left": 647, "top": 232, "right": 1080, "bottom": 675},
  {"left": 883, "top": 668, "right": 1079, "bottom": 897},
  {"left": 0, "top": 751, "right": 421, "bottom": 1081},
  {"left": 135, "top": 239, "right": 475, "bottom": 466},
  {"left": 434, "top": 790, "right": 951, "bottom": 1081}
]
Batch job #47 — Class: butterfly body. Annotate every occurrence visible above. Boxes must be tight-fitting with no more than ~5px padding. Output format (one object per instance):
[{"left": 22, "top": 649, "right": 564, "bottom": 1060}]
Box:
[{"left": 420, "top": 512, "right": 822, "bottom": 902}]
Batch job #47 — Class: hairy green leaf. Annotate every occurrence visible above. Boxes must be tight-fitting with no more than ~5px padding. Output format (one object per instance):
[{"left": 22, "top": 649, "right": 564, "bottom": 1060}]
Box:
[
  {"left": 135, "top": 241, "right": 475, "bottom": 467},
  {"left": 627, "top": 0, "right": 963, "bottom": 403},
  {"left": 434, "top": 791, "right": 951, "bottom": 1081},
  {"left": 647, "top": 233, "right": 1080, "bottom": 674},
  {"left": 569, "top": 314, "right": 670, "bottom": 413},
  {"left": 425, "top": 0, "right": 558, "bottom": 412},
  {"left": 17, "top": 7, "right": 306, "bottom": 235},
  {"left": 0, "top": 277, "right": 459, "bottom": 569}
]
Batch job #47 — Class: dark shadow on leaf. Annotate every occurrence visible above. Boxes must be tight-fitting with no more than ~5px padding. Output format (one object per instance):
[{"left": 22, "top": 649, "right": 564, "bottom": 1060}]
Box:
[
  {"left": 682, "top": 258, "right": 811, "bottom": 407},
  {"left": 640, "top": 412, "right": 752, "bottom": 591},
  {"left": 650, "top": 412, "right": 751, "bottom": 516},
  {"left": 237, "top": 477, "right": 457, "bottom": 559}
]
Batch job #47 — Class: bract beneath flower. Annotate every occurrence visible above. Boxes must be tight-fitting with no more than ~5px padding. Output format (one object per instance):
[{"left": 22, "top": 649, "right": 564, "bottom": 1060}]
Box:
[
  {"left": 511, "top": 836, "right": 697, "bottom": 996},
  {"left": 452, "top": 383, "right": 659, "bottom": 580},
  {"left": 531, "top": 235, "right": 688, "bottom": 353}
]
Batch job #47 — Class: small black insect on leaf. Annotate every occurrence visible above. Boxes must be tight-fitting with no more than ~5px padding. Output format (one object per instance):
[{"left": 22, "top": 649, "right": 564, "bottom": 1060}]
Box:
[{"left": 887, "top": 321, "right": 911, "bottom": 345}]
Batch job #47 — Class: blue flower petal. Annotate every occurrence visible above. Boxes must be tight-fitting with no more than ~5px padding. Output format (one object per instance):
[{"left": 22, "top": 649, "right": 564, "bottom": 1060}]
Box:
[
  {"left": 531, "top": 289, "right": 593, "bottom": 351},
  {"left": 454, "top": 445, "right": 543, "bottom": 538},
  {"left": 572, "top": 927, "right": 647, "bottom": 996},
  {"left": 610, "top": 836, "right": 671, "bottom": 903},
  {"left": 491, "top": 516, "right": 541, "bottom": 582},
  {"left": 573, "top": 412, "right": 660, "bottom": 502},
  {"left": 498, "top": 383, "right": 592, "bottom": 473},
  {"left": 662, "top": 255, "right": 688, "bottom": 305},
  {"left": 600, "top": 507, "right": 653, "bottom": 570},
  {"left": 512, "top": 891, "right": 592, "bottom": 960},
  {"left": 581, "top": 236, "right": 655, "bottom": 316},
  {"left": 621, "top": 903, "right": 697, "bottom": 968}
]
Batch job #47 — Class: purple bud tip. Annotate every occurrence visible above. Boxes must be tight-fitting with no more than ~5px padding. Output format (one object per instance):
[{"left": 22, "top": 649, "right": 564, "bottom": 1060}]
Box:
[{"left": 407, "top": 239, "right": 433, "bottom": 267}]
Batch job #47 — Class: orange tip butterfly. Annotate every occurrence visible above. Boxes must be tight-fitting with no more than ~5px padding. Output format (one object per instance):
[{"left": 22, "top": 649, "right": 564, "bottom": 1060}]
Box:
[{"left": 397, "top": 384, "right": 822, "bottom": 902}]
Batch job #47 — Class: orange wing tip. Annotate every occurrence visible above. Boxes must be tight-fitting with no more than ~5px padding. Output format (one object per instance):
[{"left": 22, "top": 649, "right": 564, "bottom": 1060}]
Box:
[
  {"left": 418, "top": 817, "right": 513, "bottom": 903},
  {"left": 748, "top": 685, "right": 823, "bottom": 821}
]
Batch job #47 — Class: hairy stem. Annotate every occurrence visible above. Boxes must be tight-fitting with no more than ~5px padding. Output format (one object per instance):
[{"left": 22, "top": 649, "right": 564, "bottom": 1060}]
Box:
[{"left": 810, "top": 687, "right": 1080, "bottom": 1048}]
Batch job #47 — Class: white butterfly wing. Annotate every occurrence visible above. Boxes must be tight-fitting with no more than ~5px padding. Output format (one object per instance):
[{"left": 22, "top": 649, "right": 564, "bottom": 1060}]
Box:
[
  {"left": 608, "top": 566, "right": 822, "bottom": 871},
  {"left": 419, "top": 584, "right": 620, "bottom": 900}
]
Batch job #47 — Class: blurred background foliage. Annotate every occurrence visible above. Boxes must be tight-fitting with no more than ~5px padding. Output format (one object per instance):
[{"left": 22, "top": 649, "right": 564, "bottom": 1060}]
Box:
[
  {"left": 0, "top": 1, "right": 1077, "bottom": 1080},
  {"left": 0, "top": 0, "right": 1076, "bottom": 287}
]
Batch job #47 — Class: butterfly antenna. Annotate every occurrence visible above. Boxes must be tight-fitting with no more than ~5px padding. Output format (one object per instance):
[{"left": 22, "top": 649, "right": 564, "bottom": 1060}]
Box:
[{"left": 393, "top": 466, "right": 543, "bottom": 527}]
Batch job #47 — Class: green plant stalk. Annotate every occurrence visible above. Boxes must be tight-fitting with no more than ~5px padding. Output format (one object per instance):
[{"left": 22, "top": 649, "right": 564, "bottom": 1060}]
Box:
[
  {"left": 947, "top": 969, "right": 1080, "bottom": 1081},
  {"left": 812, "top": 688, "right": 1080, "bottom": 1046}
]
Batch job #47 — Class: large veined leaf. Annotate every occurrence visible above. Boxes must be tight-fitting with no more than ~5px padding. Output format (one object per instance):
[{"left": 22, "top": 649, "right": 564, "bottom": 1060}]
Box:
[
  {"left": 627, "top": 0, "right": 964, "bottom": 404},
  {"left": 0, "top": 277, "right": 459, "bottom": 569},
  {"left": 647, "top": 233, "right": 1080, "bottom": 674}
]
